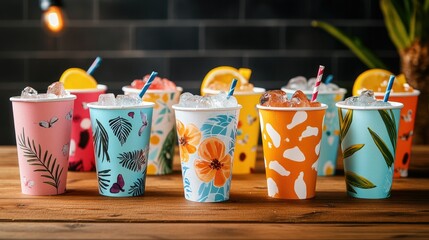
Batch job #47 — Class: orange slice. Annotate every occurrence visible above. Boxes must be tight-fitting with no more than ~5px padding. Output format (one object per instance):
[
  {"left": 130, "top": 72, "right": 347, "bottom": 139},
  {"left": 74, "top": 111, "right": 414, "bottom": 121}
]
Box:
[
  {"left": 200, "top": 66, "right": 250, "bottom": 95},
  {"left": 352, "top": 69, "right": 393, "bottom": 96},
  {"left": 59, "top": 68, "right": 97, "bottom": 89}
]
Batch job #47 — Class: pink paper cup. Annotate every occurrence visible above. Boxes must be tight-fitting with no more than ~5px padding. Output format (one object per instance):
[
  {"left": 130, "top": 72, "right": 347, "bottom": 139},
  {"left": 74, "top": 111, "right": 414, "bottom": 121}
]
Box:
[{"left": 11, "top": 95, "right": 76, "bottom": 195}]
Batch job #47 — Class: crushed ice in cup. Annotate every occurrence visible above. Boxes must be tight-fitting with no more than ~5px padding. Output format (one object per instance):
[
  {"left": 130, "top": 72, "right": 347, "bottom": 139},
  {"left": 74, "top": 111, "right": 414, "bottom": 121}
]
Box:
[
  {"left": 177, "top": 92, "right": 238, "bottom": 108},
  {"left": 98, "top": 93, "right": 116, "bottom": 106},
  {"left": 343, "top": 90, "right": 391, "bottom": 106},
  {"left": 116, "top": 94, "right": 142, "bottom": 106},
  {"left": 260, "top": 90, "right": 321, "bottom": 107},
  {"left": 286, "top": 76, "right": 339, "bottom": 92},
  {"left": 21, "top": 87, "right": 38, "bottom": 98},
  {"left": 47, "top": 82, "right": 68, "bottom": 97}
]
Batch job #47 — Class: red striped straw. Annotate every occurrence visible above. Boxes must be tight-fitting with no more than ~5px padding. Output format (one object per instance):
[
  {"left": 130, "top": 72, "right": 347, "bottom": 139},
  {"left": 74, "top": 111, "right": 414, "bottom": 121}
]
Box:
[{"left": 311, "top": 65, "right": 325, "bottom": 102}]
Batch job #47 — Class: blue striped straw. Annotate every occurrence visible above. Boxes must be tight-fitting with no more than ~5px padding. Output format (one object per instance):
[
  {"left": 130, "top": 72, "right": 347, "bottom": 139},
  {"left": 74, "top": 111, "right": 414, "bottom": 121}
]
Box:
[
  {"left": 139, "top": 71, "right": 158, "bottom": 98},
  {"left": 227, "top": 78, "right": 238, "bottom": 98},
  {"left": 325, "top": 74, "right": 334, "bottom": 84},
  {"left": 383, "top": 75, "right": 395, "bottom": 102},
  {"left": 87, "top": 56, "right": 102, "bottom": 75}
]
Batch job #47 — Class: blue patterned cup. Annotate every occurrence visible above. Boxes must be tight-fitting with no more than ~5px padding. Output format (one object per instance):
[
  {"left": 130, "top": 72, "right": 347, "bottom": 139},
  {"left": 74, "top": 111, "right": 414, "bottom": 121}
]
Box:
[
  {"left": 172, "top": 105, "right": 241, "bottom": 202},
  {"left": 87, "top": 101, "right": 154, "bottom": 197},
  {"left": 336, "top": 101, "right": 403, "bottom": 199},
  {"left": 282, "top": 88, "right": 347, "bottom": 176}
]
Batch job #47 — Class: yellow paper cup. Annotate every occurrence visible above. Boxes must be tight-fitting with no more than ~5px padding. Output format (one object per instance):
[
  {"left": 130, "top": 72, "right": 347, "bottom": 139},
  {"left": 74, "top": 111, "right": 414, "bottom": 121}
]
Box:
[{"left": 203, "top": 87, "right": 265, "bottom": 174}]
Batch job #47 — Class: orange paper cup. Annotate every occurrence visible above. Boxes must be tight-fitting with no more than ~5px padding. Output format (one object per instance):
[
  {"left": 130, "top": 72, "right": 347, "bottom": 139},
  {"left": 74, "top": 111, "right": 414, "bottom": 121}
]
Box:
[{"left": 257, "top": 104, "right": 327, "bottom": 199}]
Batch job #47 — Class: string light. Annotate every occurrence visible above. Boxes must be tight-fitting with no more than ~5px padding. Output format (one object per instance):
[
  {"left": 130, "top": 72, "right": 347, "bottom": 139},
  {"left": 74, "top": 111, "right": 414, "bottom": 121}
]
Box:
[{"left": 40, "top": 0, "right": 65, "bottom": 33}]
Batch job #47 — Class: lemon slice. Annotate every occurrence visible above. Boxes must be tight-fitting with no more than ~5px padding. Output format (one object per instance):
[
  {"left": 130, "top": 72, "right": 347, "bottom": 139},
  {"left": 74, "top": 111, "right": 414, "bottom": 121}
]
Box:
[
  {"left": 200, "top": 66, "right": 250, "bottom": 94},
  {"left": 352, "top": 69, "right": 392, "bottom": 96},
  {"left": 59, "top": 68, "right": 98, "bottom": 89}
]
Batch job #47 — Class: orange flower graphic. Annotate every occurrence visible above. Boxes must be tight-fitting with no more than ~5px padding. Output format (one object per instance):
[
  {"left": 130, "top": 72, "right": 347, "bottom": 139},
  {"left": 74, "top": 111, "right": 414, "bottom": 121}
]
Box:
[
  {"left": 177, "top": 120, "right": 201, "bottom": 162},
  {"left": 143, "top": 93, "right": 161, "bottom": 109},
  {"left": 194, "top": 137, "right": 232, "bottom": 187}
]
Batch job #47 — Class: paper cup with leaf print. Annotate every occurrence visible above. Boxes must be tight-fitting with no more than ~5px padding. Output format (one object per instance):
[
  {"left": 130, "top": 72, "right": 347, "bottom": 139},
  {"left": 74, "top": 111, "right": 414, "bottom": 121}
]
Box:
[
  {"left": 283, "top": 88, "right": 347, "bottom": 176},
  {"left": 87, "top": 101, "right": 154, "bottom": 197},
  {"left": 336, "top": 101, "right": 403, "bottom": 199},
  {"left": 172, "top": 105, "right": 241, "bottom": 202},
  {"left": 257, "top": 104, "right": 327, "bottom": 200},
  {"left": 123, "top": 86, "right": 182, "bottom": 175},
  {"left": 68, "top": 85, "right": 107, "bottom": 172},
  {"left": 11, "top": 95, "right": 76, "bottom": 195},
  {"left": 203, "top": 88, "right": 266, "bottom": 174}
]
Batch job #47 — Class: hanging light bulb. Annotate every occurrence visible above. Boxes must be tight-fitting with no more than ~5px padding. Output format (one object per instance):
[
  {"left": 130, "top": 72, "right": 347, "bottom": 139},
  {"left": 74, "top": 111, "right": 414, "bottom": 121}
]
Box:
[{"left": 40, "top": 0, "right": 65, "bottom": 33}]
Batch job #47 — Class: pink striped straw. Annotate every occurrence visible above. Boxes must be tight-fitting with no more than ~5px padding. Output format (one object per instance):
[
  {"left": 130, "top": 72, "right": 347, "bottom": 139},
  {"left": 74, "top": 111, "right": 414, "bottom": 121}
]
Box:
[{"left": 311, "top": 65, "right": 325, "bottom": 102}]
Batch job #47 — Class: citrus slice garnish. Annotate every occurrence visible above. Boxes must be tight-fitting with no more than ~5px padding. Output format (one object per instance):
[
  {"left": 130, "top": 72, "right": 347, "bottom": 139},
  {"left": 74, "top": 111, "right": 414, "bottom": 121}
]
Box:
[
  {"left": 352, "top": 69, "right": 393, "bottom": 96},
  {"left": 200, "top": 66, "right": 250, "bottom": 95},
  {"left": 59, "top": 68, "right": 97, "bottom": 89}
]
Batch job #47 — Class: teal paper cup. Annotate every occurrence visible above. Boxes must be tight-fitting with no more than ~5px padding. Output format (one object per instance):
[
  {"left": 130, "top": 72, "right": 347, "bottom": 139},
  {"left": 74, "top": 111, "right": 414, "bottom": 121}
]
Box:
[
  {"left": 88, "top": 101, "right": 154, "bottom": 197},
  {"left": 336, "top": 101, "right": 403, "bottom": 199},
  {"left": 283, "top": 88, "right": 347, "bottom": 176}
]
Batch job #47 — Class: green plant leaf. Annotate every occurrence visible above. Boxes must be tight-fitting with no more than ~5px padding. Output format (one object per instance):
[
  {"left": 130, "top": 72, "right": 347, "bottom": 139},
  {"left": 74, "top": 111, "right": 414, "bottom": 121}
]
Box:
[
  {"left": 378, "top": 110, "right": 397, "bottom": 149},
  {"left": 343, "top": 144, "right": 365, "bottom": 159},
  {"left": 381, "top": 0, "right": 411, "bottom": 50},
  {"left": 339, "top": 109, "right": 353, "bottom": 142},
  {"left": 311, "top": 21, "right": 387, "bottom": 69},
  {"left": 368, "top": 127, "right": 394, "bottom": 167},
  {"left": 157, "top": 129, "right": 176, "bottom": 174},
  {"left": 345, "top": 171, "right": 376, "bottom": 189}
]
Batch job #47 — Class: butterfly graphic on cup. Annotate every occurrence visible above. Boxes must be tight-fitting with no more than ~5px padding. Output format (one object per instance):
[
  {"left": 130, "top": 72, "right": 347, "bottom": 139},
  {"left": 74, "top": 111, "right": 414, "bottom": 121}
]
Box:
[
  {"left": 23, "top": 176, "right": 34, "bottom": 189},
  {"left": 126, "top": 111, "right": 148, "bottom": 136},
  {"left": 110, "top": 174, "right": 125, "bottom": 194}
]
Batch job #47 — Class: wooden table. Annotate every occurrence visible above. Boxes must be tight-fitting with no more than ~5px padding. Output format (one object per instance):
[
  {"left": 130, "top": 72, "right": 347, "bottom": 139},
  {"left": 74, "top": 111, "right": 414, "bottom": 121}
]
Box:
[{"left": 0, "top": 145, "right": 428, "bottom": 239}]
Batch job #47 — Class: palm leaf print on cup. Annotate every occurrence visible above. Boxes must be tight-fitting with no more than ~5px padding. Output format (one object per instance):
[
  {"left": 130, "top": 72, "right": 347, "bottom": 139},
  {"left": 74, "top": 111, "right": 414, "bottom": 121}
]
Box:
[
  {"left": 345, "top": 171, "right": 376, "bottom": 194},
  {"left": 97, "top": 168, "right": 111, "bottom": 194},
  {"left": 18, "top": 129, "right": 64, "bottom": 194},
  {"left": 93, "top": 119, "right": 110, "bottom": 162},
  {"left": 117, "top": 147, "right": 149, "bottom": 172},
  {"left": 157, "top": 129, "right": 176, "bottom": 174},
  {"left": 368, "top": 128, "right": 395, "bottom": 168},
  {"left": 109, "top": 116, "right": 132, "bottom": 146}
]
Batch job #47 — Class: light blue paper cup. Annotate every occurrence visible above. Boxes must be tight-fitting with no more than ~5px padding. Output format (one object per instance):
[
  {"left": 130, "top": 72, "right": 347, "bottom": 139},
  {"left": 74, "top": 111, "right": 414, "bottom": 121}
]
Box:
[
  {"left": 172, "top": 104, "right": 241, "bottom": 202},
  {"left": 336, "top": 101, "right": 403, "bottom": 199},
  {"left": 282, "top": 88, "right": 347, "bottom": 176},
  {"left": 88, "top": 101, "right": 154, "bottom": 197}
]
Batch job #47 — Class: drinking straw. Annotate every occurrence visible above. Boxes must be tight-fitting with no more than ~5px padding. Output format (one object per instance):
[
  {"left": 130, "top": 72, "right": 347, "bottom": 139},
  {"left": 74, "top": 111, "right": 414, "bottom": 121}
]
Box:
[
  {"left": 87, "top": 56, "right": 102, "bottom": 75},
  {"left": 227, "top": 78, "right": 238, "bottom": 98},
  {"left": 324, "top": 74, "right": 333, "bottom": 84},
  {"left": 139, "top": 71, "right": 158, "bottom": 98},
  {"left": 311, "top": 65, "right": 325, "bottom": 102},
  {"left": 383, "top": 75, "right": 395, "bottom": 102}
]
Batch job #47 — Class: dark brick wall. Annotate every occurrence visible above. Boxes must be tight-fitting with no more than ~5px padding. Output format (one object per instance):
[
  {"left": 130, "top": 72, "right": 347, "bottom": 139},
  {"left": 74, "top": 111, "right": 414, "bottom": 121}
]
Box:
[{"left": 0, "top": 0, "right": 399, "bottom": 145}]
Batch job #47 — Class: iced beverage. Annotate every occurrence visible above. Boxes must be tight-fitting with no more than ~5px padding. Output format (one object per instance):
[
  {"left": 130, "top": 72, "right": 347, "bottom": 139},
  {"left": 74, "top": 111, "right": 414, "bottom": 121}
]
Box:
[
  {"left": 123, "top": 75, "right": 181, "bottom": 175},
  {"left": 337, "top": 91, "right": 403, "bottom": 199},
  {"left": 88, "top": 93, "right": 154, "bottom": 197},
  {"left": 257, "top": 90, "right": 327, "bottom": 199},
  {"left": 282, "top": 76, "right": 346, "bottom": 176},
  {"left": 172, "top": 92, "right": 241, "bottom": 202},
  {"left": 59, "top": 67, "right": 107, "bottom": 171},
  {"left": 10, "top": 83, "right": 76, "bottom": 195}
]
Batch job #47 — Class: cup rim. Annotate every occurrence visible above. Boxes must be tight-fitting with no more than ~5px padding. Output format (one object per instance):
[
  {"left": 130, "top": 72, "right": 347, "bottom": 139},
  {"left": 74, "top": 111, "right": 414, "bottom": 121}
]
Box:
[
  {"left": 335, "top": 101, "right": 404, "bottom": 110},
  {"left": 202, "top": 87, "right": 266, "bottom": 96},
  {"left": 370, "top": 89, "right": 420, "bottom": 97},
  {"left": 256, "top": 103, "right": 328, "bottom": 111},
  {"left": 172, "top": 104, "right": 242, "bottom": 112},
  {"left": 10, "top": 94, "right": 77, "bottom": 102},
  {"left": 281, "top": 87, "right": 347, "bottom": 95},
  {"left": 66, "top": 84, "right": 108, "bottom": 93},
  {"left": 122, "top": 86, "right": 183, "bottom": 94},
  {"left": 87, "top": 101, "right": 155, "bottom": 109}
]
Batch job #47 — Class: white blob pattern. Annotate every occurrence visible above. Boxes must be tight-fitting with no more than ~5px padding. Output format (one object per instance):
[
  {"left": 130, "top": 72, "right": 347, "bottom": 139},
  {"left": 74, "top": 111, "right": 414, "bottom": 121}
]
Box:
[
  {"left": 268, "top": 142, "right": 273, "bottom": 148},
  {"left": 267, "top": 178, "right": 279, "bottom": 197},
  {"left": 299, "top": 126, "right": 319, "bottom": 141},
  {"left": 269, "top": 161, "right": 291, "bottom": 176},
  {"left": 287, "top": 111, "right": 307, "bottom": 129},
  {"left": 294, "top": 172, "right": 307, "bottom": 199},
  {"left": 312, "top": 157, "right": 319, "bottom": 171},
  {"left": 266, "top": 123, "right": 281, "bottom": 148},
  {"left": 327, "top": 136, "right": 335, "bottom": 145},
  {"left": 283, "top": 146, "right": 305, "bottom": 162},
  {"left": 69, "top": 139, "right": 76, "bottom": 156},
  {"left": 315, "top": 140, "right": 321, "bottom": 155},
  {"left": 80, "top": 118, "right": 91, "bottom": 130}
]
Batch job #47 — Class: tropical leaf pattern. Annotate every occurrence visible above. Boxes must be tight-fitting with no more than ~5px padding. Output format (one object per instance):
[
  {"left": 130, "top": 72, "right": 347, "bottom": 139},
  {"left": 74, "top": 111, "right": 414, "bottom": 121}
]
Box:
[
  {"left": 97, "top": 169, "right": 111, "bottom": 194},
  {"left": 338, "top": 109, "right": 353, "bottom": 142},
  {"left": 368, "top": 127, "right": 394, "bottom": 167},
  {"left": 93, "top": 119, "right": 110, "bottom": 162},
  {"left": 157, "top": 129, "right": 176, "bottom": 174},
  {"left": 378, "top": 109, "right": 397, "bottom": 149},
  {"left": 197, "top": 180, "right": 228, "bottom": 202},
  {"left": 128, "top": 178, "right": 145, "bottom": 196},
  {"left": 109, "top": 116, "right": 132, "bottom": 146},
  {"left": 17, "top": 128, "right": 63, "bottom": 194},
  {"left": 182, "top": 166, "right": 192, "bottom": 199},
  {"left": 117, "top": 146, "right": 149, "bottom": 172},
  {"left": 343, "top": 144, "right": 365, "bottom": 159},
  {"left": 345, "top": 171, "right": 376, "bottom": 190},
  {"left": 201, "top": 114, "right": 237, "bottom": 156}
]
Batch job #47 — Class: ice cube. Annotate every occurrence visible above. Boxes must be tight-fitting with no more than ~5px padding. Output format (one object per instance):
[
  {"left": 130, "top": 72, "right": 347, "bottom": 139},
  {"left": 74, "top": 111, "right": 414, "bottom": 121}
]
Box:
[
  {"left": 224, "top": 96, "right": 238, "bottom": 107},
  {"left": 307, "top": 78, "right": 317, "bottom": 90},
  {"left": 196, "top": 96, "right": 213, "bottom": 108},
  {"left": 287, "top": 76, "right": 307, "bottom": 90},
  {"left": 98, "top": 93, "right": 116, "bottom": 106},
  {"left": 326, "top": 83, "right": 339, "bottom": 91},
  {"left": 358, "top": 90, "right": 376, "bottom": 105},
  {"left": 290, "top": 90, "right": 310, "bottom": 107},
  {"left": 37, "top": 93, "right": 56, "bottom": 99},
  {"left": 116, "top": 94, "right": 141, "bottom": 106},
  {"left": 179, "top": 92, "right": 194, "bottom": 103},
  {"left": 21, "top": 86, "right": 38, "bottom": 98},
  {"left": 47, "top": 82, "right": 67, "bottom": 97}
]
